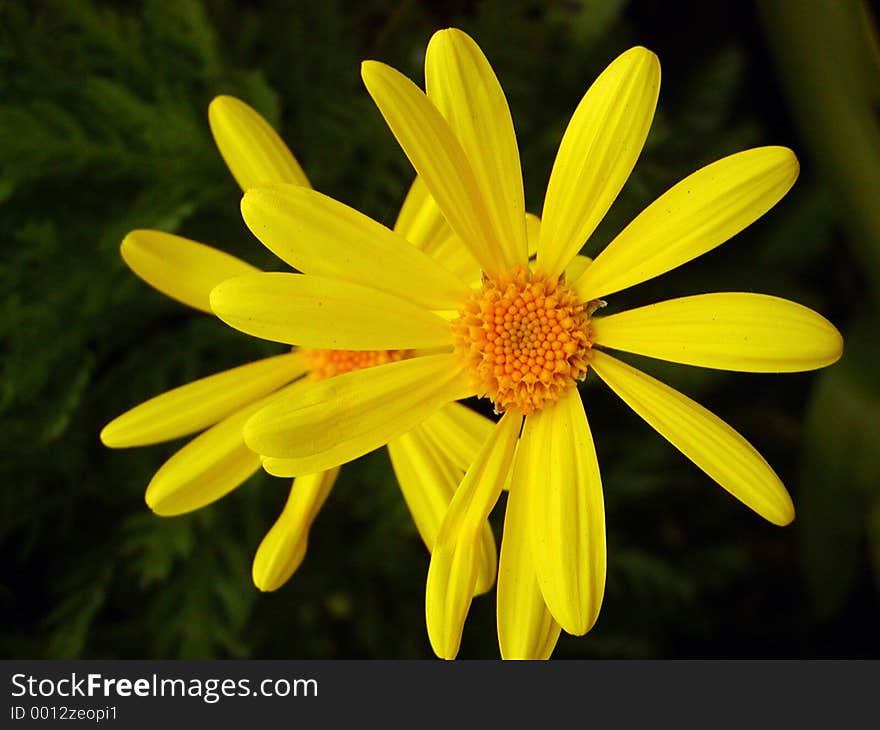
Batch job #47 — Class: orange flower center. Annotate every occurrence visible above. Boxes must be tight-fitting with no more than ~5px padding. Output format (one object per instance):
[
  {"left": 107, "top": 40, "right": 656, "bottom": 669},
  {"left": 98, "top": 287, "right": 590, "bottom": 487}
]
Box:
[
  {"left": 303, "top": 348, "right": 413, "bottom": 381},
  {"left": 451, "top": 265, "right": 598, "bottom": 415}
]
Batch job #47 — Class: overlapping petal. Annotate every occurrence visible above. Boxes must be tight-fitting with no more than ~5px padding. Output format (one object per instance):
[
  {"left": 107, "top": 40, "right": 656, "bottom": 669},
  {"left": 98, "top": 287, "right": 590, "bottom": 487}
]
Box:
[
  {"left": 497, "top": 452, "right": 561, "bottom": 660},
  {"left": 120, "top": 230, "right": 259, "bottom": 314},
  {"left": 393, "top": 175, "right": 451, "bottom": 251},
  {"left": 526, "top": 213, "right": 541, "bottom": 258},
  {"left": 208, "top": 95, "right": 310, "bottom": 190},
  {"left": 240, "top": 185, "right": 469, "bottom": 309},
  {"left": 419, "top": 233, "right": 482, "bottom": 285},
  {"left": 592, "top": 293, "right": 843, "bottom": 372},
  {"left": 100, "top": 352, "right": 308, "bottom": 448},
  {"left": 425, "top": 28, "right": 528, "bottom": 268},
  {"left": 564, "top": 254, "right": 592, "bottom": 282},
  {"left": 576, "top": 146, "right": 800, "bottom": 301},
  {"left": 252, "top": 468, "right": 340, "bottom": 591},
  {"left": 590, "top": 350, "right": 795, "bottom": 525},
  {"left": 143, "top": 389, "right": 294, "bottom": 516},
  {"left": 416, "top": 402, "right": 495, "bottom": 473},
  {"left": 361, "top": 60, "right": 509, "bottom": 275},
  {"left": 210, "top": 273, "right": 453, "bottom": 350},
  {"left": 425, "top": 410, "right": 522, "bottom": 659},
  {"left": 520, "top": 387, "right": 605, "bottom": 635},
  {"left": 387, "top": 424, "right": 497, "bottom": 595},
  {"left": 538, "top": 47, "right": 660, "bottom": 277},
  {"left": 246, "top": 354, "right": 474, "bottom": 474}
]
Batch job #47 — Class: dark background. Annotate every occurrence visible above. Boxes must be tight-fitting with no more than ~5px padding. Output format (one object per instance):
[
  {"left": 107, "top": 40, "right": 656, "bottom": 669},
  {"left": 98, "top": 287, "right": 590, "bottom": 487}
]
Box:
[{"left": 1, "top": 0, "right": 877, "bottom": 659}]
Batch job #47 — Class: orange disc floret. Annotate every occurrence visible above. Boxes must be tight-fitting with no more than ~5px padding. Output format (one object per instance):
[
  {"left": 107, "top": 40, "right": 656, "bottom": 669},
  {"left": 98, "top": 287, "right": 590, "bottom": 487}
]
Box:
[
  {"left": 451, "top": 266, "right": 597, "bottom": 415},
  {"left": 304, "top": 348, "right": 413, "bottom": 381}
]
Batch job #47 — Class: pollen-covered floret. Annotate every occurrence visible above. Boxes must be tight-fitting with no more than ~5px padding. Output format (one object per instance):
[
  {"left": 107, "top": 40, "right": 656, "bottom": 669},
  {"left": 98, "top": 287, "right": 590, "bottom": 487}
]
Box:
[
  {"left": 452, "top": 266, "right": 598, "bottom": 415},
  {"left": 303, "top": 348, "right": 413, "bottom": 381}
]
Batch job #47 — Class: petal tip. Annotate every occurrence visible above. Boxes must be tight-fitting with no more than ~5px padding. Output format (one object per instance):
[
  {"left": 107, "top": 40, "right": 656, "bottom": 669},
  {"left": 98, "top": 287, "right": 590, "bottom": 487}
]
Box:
[
  {"left": 252, "top": 558, "right": 287, "bottom": 593},
  {"left": 556, "top": 605, "right": 601, "bottom": 637},
  {"left": 770, "top": 497, "right": 796, "bottom": 527},
  {"left": 144, "top": 483, "right": 175, "bottom": 517},
  {"left": 207, "top": 94, "right": 238, "bottom": 117},
  {"left": 242, "top": 413, "right": 267, "bottom": 454},
  {"left": 360, "top": 59, "right": 384, "bottom": 82},
  {"left": 98, "top": 421, "right": 120, "bottom": 448},
  {"left": 207, "top": 282, "right": 225, "bottom": 314},
  {"left": 119, "top": 229, "right": 152, "bottom": 264}
]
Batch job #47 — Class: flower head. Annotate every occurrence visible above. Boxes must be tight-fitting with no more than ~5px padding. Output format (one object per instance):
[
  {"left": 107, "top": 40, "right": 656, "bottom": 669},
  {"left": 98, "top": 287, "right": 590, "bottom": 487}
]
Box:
[
  {"left": 452, "top": 265, "right": 597, "bottom": 414},
  {"left": 101, "top": 95, "right": 497, "bottom": 593},
  {"left": 210, "top": 29, "right": 843, "bottom": 659}
]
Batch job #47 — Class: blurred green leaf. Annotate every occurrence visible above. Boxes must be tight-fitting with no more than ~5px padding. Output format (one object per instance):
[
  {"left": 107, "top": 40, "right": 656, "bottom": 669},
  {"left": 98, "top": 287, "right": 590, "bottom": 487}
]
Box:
[
  {"left": 758, "top": 0, "right": 880, "bottom": 293},
  {"left": 797, "top": 316, "right": 880, "bottom": 618}
]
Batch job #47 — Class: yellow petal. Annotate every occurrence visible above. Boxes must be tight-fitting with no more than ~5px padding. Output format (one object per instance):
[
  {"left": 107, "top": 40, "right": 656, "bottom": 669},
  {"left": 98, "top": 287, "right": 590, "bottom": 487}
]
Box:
[
  {"left": 425, "top": 28, "right": 528, "bottom": 268},
  {"left": 100, "top": 352, "right": 308, "bottom": 448},
  {"left": 526, "top": 213, "right": 541, "bottom": 258},
  {"left": 420, "top": 233, "right": 482, "bottom": 286},
  {"left": 245, "top": 354, "right": 474, "bottom": 472},
  {"left": 538, "top": 47, "right": 660, "bottom": 277},
  {"left": 240, "top": 185, "right": 469, "bottom": 309},
  {"left": 144, "top": 392, "right": 286, "bottom": 516},
  {"left": 208, "top": 95, "right": 310, "bottom": 191},
  {"left": 361, "top": 60, "right": 509, "bottom": 276},
  {"left": 592, "top": 293, "right": 844, "bottom": 372},
  {"left": 564, "top": 253, "right": 592, "bottom": 281},
  {"left": 210, "top": 272, "right": 454, "bottom": 349},
  {"left": 252, "top": 468, "right": 340, "bottom": 591},
  {"left": 120, "top": 230, "right": 259, "bottom": 314},
  {"left": 576, "top": 146, "right": 800, "bottom": 301},
  {"left": 394, "top": 179, "right": 481, "bottom": 285},
  {"left": 425, "top": 410, "right": 523, "bottom": 659},
  {"left": 590, "top": 350, "right": 795, "bottom": 525},
  {"left": 497, "top": 447, "right": 561, "bottom": 660},
  {"left": 387, "top": 426, "right": 497, "bottom": 595},
  {"left": 393, "top": 175, "right": 452, "bottom": 251},
  {"left": 417, "top": 402, "right": 496, "bottom": 473},
  {"left": 520, "top": 387, "right": 605, "bottom": 635}
]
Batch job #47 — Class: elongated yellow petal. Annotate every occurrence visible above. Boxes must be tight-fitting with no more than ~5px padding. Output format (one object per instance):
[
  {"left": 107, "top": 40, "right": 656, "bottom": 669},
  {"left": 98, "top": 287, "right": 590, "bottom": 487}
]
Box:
[
  {"left": 120, "top": 230, "right": 259, "bottom": 314},
  {"left": 590, "top": 350, "right": 795, "bottom": 525},
  {"left": 576, "top": 146, "right": 800, "bottom": 301},
  {"left": 592, "top": 293, "right": 843, "bottom": 372},
  {"left": 528, "top": 215, "right": 593, "bottom": 281},
  {"left": 526, "top": 213, "right": 541, "bottom": 258},
  {"left": 240, "top": 185, "right": 469, "bottom": 309},
  {"left": 208, "top": 95, "right": 310, "bottom": 191},
  {"left": 144, "top": 392, "right": 287, "bottom": 516},
  {"left": 426, "top": 28, "right": 528, "bottom": 268},
  {"left": 260, "top": 457, "right": 300, "bottom": 478},
  {"left": 387, "top": 426, "right": 497, "bottom": 595},
  {"left": 425, "top": 410, "right": 523, "bottom": 659},
  {"left": 101, "top": 352, "right": 308, "bottom": 448},
  {"left": 245, "top": 354, "right": 474, "bottom": 473},
  {"left": 417, "top": 402, "right": 496, "bottom": 473},
  {"left": 210, "top": 273, "right": 453, "bottom": 350},
  {"left": 564, "top": 254, "right": 592, "bottom": 281},
  {"left": 362, "top": 60, "right": 508, "bottom": 276},
  {"left": 538, "top": 47, "right": 660, "bottom": 277},
  {"left": 252, "top": 468, "right": 340, "bottom": 591},
  {"left": 421, "top": 233, "right": 482, "bottom": 286},
  {"left": 520, "top": 387, "right": 605, "bottom": 635},
  {"left": 393, "top": 175, "right": 452, "bottom": 251},
  {"left": 497, "top": 451, "right": 561, "bottom": 660}
]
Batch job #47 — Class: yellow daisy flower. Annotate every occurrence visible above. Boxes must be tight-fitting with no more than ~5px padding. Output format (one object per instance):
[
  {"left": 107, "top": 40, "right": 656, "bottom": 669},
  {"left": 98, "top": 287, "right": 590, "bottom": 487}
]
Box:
[
  {"left": 100, "top": 94, "right": 497, "bottom": 594},
  {"left": 210, "top": 30, "right": 843, "bottom": 659}
]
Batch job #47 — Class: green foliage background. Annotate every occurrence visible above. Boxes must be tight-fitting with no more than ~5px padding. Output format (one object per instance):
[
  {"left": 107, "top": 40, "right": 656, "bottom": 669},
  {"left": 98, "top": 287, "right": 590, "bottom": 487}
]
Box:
[{"left": 1, "top": 0, "right": 877, "bottom": 659}]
